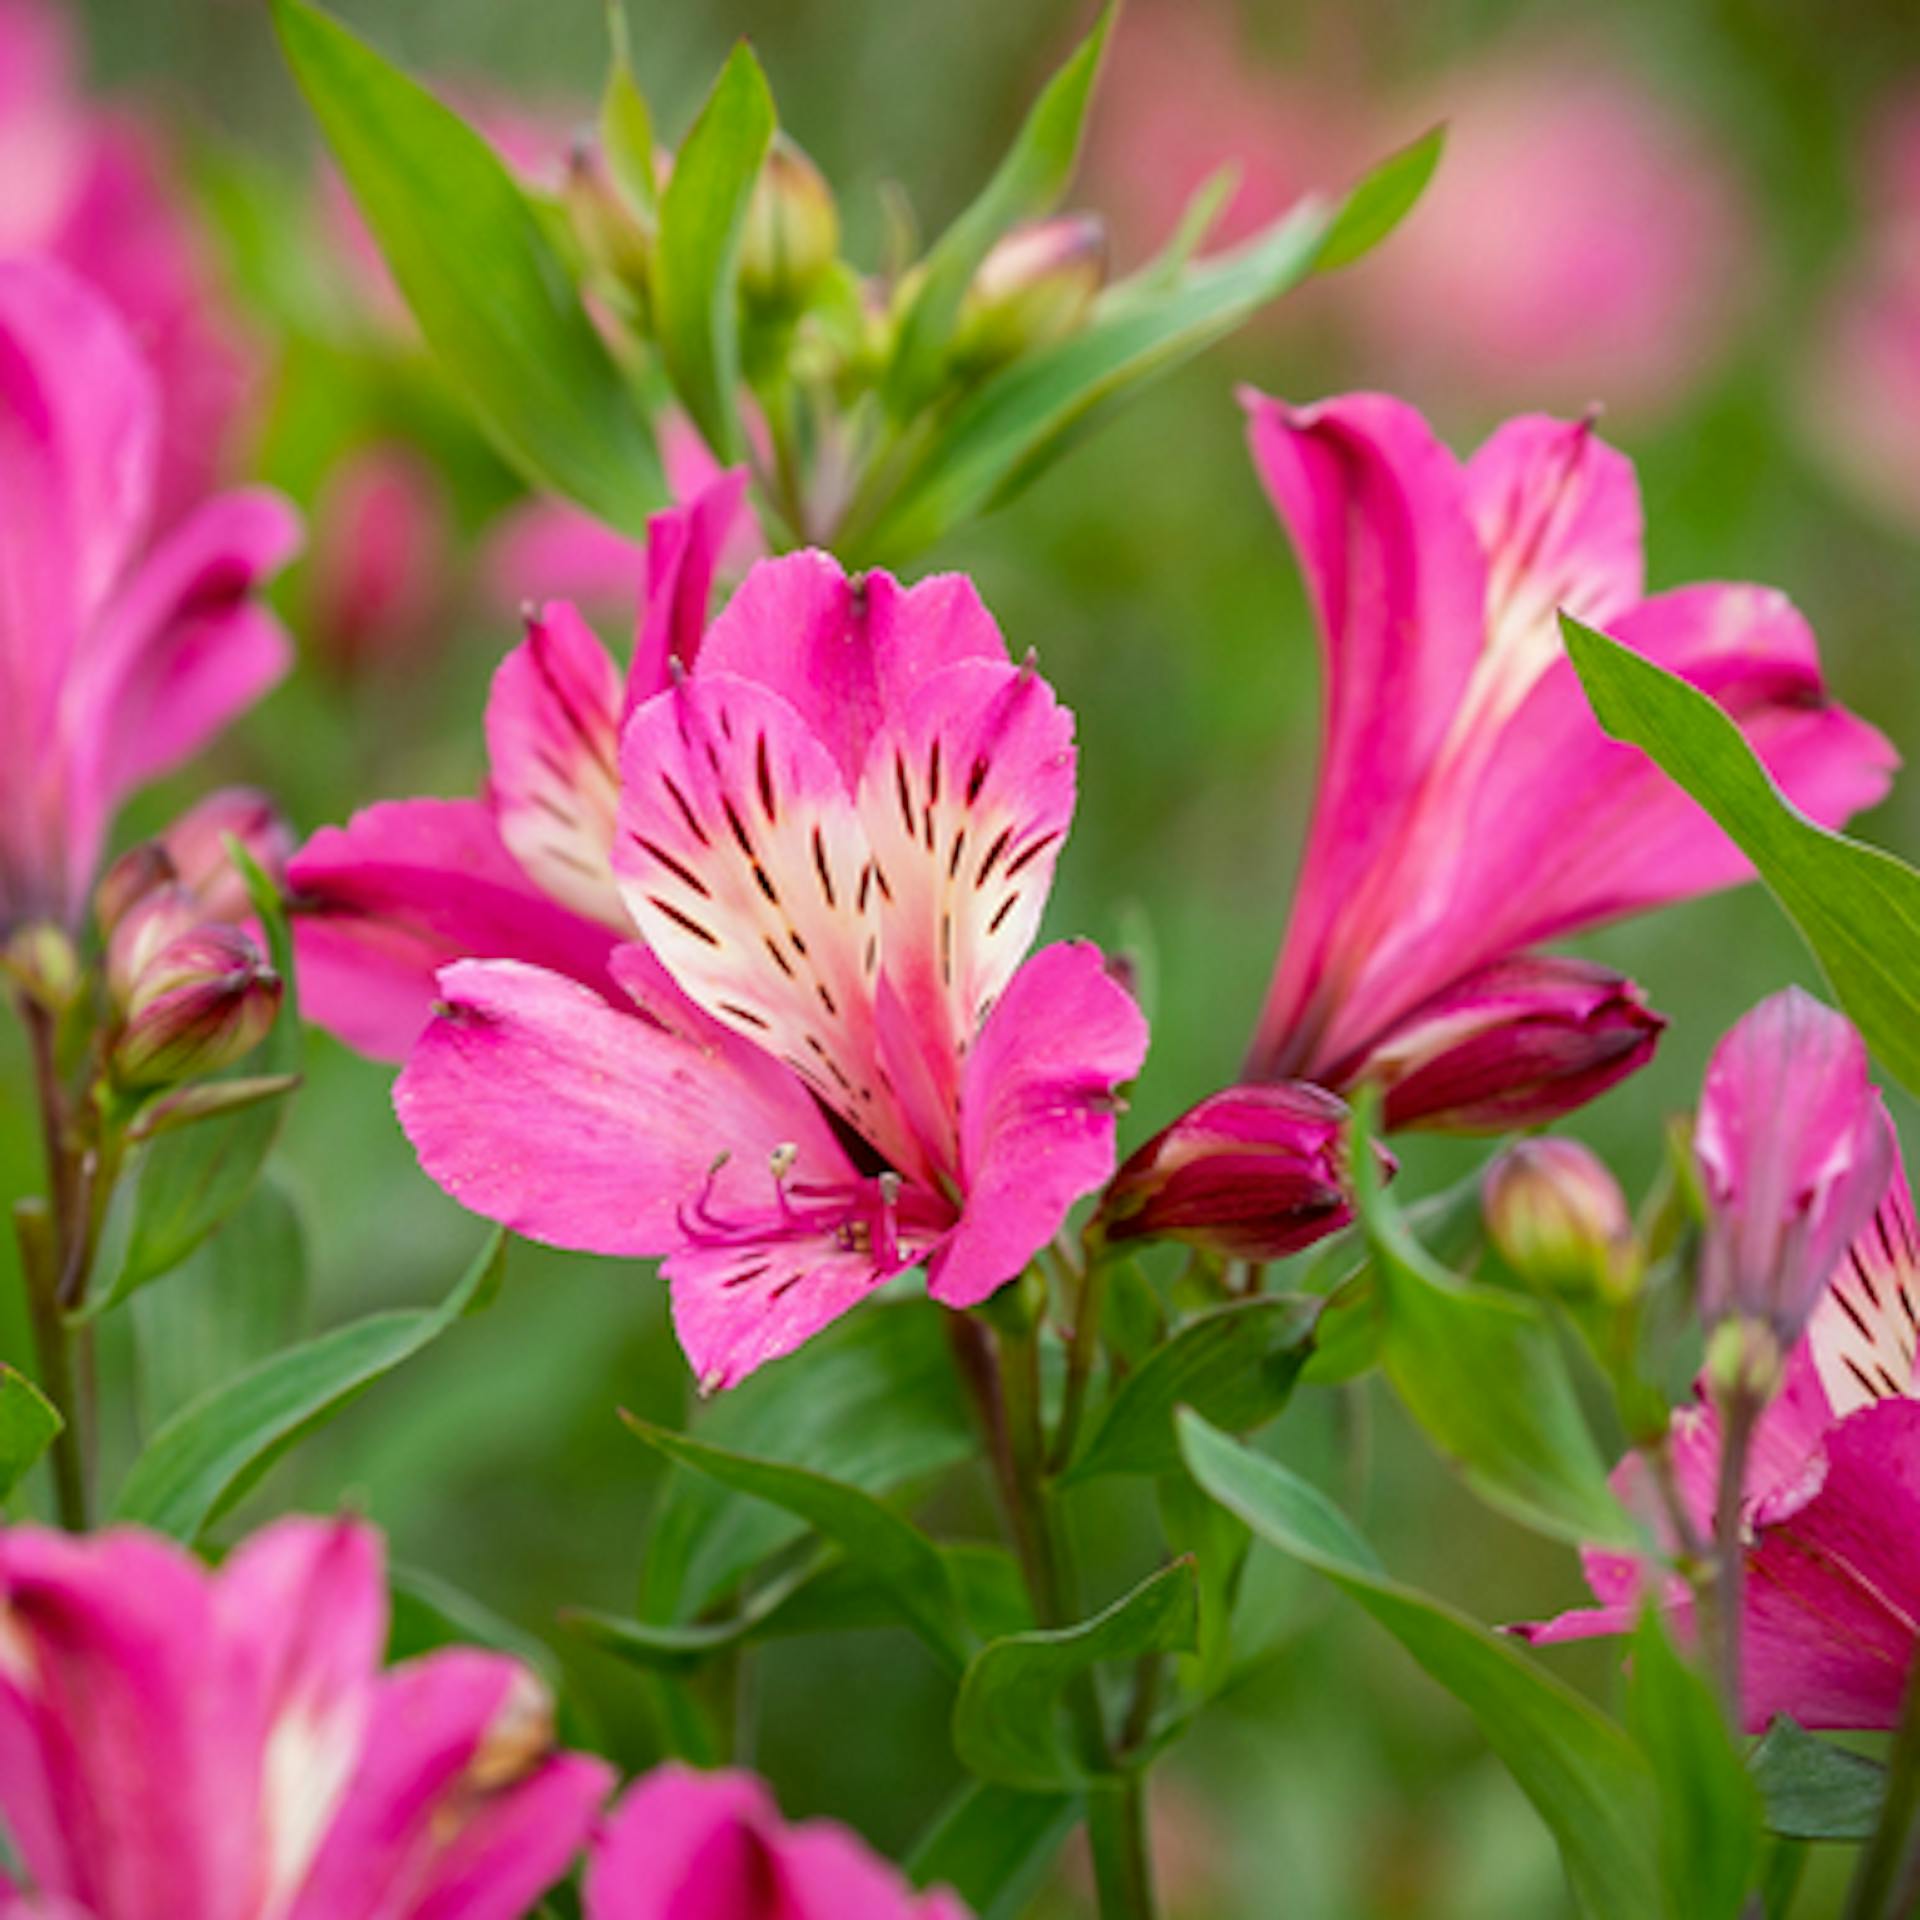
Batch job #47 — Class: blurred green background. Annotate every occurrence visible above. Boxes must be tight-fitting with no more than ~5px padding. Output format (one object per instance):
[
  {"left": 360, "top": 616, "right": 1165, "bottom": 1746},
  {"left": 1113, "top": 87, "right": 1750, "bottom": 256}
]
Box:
[{"left": 13, "top": 0, "right": 1920, "bottom": 1912}]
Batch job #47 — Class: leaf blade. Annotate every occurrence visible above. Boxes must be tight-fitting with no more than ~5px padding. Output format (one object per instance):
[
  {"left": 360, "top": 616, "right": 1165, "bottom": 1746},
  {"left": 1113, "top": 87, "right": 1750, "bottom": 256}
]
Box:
[
  {"left": 1314, "top": 125, "right": 1445, "bottom": 272},
  {"left": 0, "top": 1367, "right": 63, "bottom": 1503}
]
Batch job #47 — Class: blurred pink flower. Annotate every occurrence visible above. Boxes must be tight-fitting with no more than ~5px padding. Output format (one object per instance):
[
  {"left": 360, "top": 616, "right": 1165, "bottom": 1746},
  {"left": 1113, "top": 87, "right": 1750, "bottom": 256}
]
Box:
[
  {"left": 288, "top": 470, "right": 748, "bottom": 1059},
  {"left": 1695, "top": 989, "right": 1894, "bottom": 1340},
  {"left": 1349, "top": 45, "right": 1755, "bottom": 420},
  {"left": 1522, "top": 1145, "right": 1920, "bottom": 1733},
  {"left": 0, "top": 0, "right": 258, "bottom": 529},
  {"left": 585, "top": 1765, "right": 970, "bottom": 1920},
  {"left": 1242, "top": 391, "right": 1894, "bottom": 1127},
  {"left": 394, "top": 552, "right": 1147, "bottom": 1388},
  {"left": 0, "top": 1514, "right": 609, "bottom": 1917},
  {"left": 0, "top": 259, "right": 298, "bottom": 934}
]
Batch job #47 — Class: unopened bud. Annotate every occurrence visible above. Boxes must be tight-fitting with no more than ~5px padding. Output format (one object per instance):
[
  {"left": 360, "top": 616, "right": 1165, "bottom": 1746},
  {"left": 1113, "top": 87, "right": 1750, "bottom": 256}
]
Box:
[
  {"left": 953, "top": 214, "right": 1106, "bottom": 371},
  {"left": 105, "top": 886, "right": 201, "bottom": 1007},
  {"left": 94, "top": 842, "right": 178, "bottom": 939},
  {"left": 1483, "top": 1138, "right": 1638, "bottom": 1299},
  {"left": 563, "top": 138, "right": 655, "bottom": 296},
  {"left": 160, "top": 789, "right": 292, "bottom": 923},
  {"left": 112, "top": 926, "right": 281, "bottom": 1089},
  {"left": 1705, "top": 1315, "right": 1785, "bottom": 1410},
  {"left": 738, "top": 136, "right": 839, "bottom": 309},
  {"left": 2, "top": 922, "right": 80, "bottom": 1009}
]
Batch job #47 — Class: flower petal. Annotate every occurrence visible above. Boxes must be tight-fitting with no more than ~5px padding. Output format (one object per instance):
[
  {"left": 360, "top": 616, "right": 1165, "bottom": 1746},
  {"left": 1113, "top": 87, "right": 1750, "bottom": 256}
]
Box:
[
  {"left": 290, "top": 798, "right": 623, "bottom": 1062},
  {"left": 484, "top": 601, "right": 629, "bottom": 929},
  {"left": 1811, "top": 1150, "right": 1920, "bottom": 1415},
  {"left": 929, "top": 941, "right": 1149, "bottom": 1310},
  {"left": 628, "top": 466, "right": 753, "bottom": 701},
  {"left": 585, "top": 1766, "right": 783, "bottom": 1920}
]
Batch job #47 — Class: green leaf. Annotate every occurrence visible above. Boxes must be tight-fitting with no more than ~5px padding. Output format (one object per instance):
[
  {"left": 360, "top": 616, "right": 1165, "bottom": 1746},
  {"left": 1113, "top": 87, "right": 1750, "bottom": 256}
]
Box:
[
  {"left": 639, "top": 1300, "right": 974, "bottom": 1621},
  {"left": 0, "top": 1366, "right": 62, "bottom": 1503},
  {"left": 1314, "top": 125, "right": 1446, "bottom": 272},
  {"left": 600, "top": 8, "right": 658, "bottom": 217},
  {"left": 858, "top": 200, "right": 1327, "bottom": 562},
  {"left": 1628, "top": 1608, "right": 1761, "bottom": 1918},
  {"left": 272, "top": 0, "right": 663, "bottom": 531},
  {"left": 907, "top": 1780, "right": 1083, "bottom": 1920},
  {"left": 1562, "top": 614, "right": 1920, "bottom": 1096},
  {"left": 1350, "top": 1098, "right": 1633, "bottom": 1549},
  {"left": 87, "top": 846, "right": 302, "bottom": 1316},
  {"left": 952, "top": 1560, "right": 1198, "bottom": 1791},
  {"left": 131, "top": 1170, "right": 308, "bottom": 1429},
  {"left": 654, "top": 43, "right": 775, "bottom": 459},
  {"left": 1177, "top": 1412, "right": 1660, "bottom": 1920},
  {"left": 388, "top": 1559, "right": 559, "bottom": 1684},
  {"left": 1750, "top": 1718, "right": 1886, "bottom": 1841},
  {"left": 113, "top": 1228, "right": 504, "bottom": 1541},
  {"left": 622, "top": 1414, "right": 970, "bottom": 1674},
  {"left": 1064, "top": 1293, "right": 1318, "bottom": 1483},
  {"left": 883, "top": 6, "right": 1112, "bottom": 415}
]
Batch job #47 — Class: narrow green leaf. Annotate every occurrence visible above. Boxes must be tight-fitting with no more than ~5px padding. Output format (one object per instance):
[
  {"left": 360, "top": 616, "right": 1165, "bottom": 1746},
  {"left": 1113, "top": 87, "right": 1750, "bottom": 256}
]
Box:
[
  {"left": 908, "top": 1780, "right": 1083, "bottom": 1920},
  {"left": 1628, "top": 1608, "right": 1761, "bottom": 1918},
  {"left": 389, "top": 1560, "right": 559, "bottom": 1684},
  {"left": 951, "top": 1560, "right": 1198, "bottom": 1791},
  {"left": 1314, "top": 125, "right": 1445, "bottom": 272},
  {"left": 623, "top": 1414, "right": 970, "bottom": 1674},
  {"left": 1123, "top": 163, "right": 1241, "bottom": 296},
  {"left": 884, "top": 7, "right": 1112, "bottom": 415},
  {"left": 859, "top": 199, "right": 1327, "bottom": 561},
  {"left": 272, "top": 0, "right": 663, "bottom": 531},
  {"left": 1177, "top": 1412, "right": 1660, "bottom": 1920},
  {"left": 600, "top": 8, "right": 658, "bottom": 217},
  {"left": 1750, "top": 1717, "right": 1886, "bottom": 1841},
  {"left": 113, "top": 1229, "right": 504, "bottom": 1540},
  {"left": 0, "top": 1366, "right": 62, "bottom": 1503},
  {"left": 654, "top": 43, "right": 776, "bottom": 459},
  {"left": 1064, "top": 1293, "right": 1318, "bottom": 1483},
  {"left": 639, "top": 1300, "right": 974, "bottom": 1622},
  {"left": 1563, "top": 614, "right": 1920, "bottom": 1096},
  {"left": 1350, "top": 1097, "right": 1634, "bottom": 1549}
]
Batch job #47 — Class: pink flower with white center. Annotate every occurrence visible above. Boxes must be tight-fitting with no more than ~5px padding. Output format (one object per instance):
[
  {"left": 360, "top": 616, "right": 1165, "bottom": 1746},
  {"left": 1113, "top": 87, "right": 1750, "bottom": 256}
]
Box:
[
  {"left": 0, "top": 0, "right": 257, "bottom": 531},
  {"left": 0, "top": 1515, "right": 609, "bottom": 1918},
  {"left": 1242, "top": 390, "right": 1895, "bottom": 1123},
  {"left": 287, "top": 469, "right": 749, "bottom": 1060},
  {"left": 584, "top": 1765, "right": 971, "bottom": 1920},
  {"left": 1521, "top": 1145, "right": 1920, "bottom": 1733},
  {"left": 0, "top": 258, "right": 298, "bottom": 938},
  {"left": 394, "top": 553, "right": 1148, "bottom": 1388}
]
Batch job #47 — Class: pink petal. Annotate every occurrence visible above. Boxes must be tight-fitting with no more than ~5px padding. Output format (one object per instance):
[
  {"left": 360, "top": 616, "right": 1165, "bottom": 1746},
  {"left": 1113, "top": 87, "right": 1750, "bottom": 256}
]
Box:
[
  {"left": 393, "top": 953, "right": 842, "bottom": 1259},
  {"left": 485, "top": 601, "right": 629, "bottom": 929},
  {"left": 585, "top": 1766, "right": 784, "bottom": 1920},
  {"left": 629, "top": 467, "right": 754, "bottom": 700},
  {"left": 858, "top": 659, "right": 1076, "bottom": 1164},
  {"left": 1240, "top": 390, "right": 1489, "bottom": 1078},
  {"left": 289, "top": 798, "right": 623, "bottom": 1062},
  {"left": 696, "top": 555, "right": 1007, "bottom": 789},
  {"left": 480, "top": 497, "right": 647, "bottom": 619},
  {"left": 929, "top": 941, "right": 1149, "bottom": 1310},
  {"left": 1810, "top": 1150, "right": 1920, "bottom": 1414}
]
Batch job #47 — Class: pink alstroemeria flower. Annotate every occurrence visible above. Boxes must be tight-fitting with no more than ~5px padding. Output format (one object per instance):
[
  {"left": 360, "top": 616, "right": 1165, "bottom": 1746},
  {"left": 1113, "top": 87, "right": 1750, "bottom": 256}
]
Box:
[
  {"left": 1521, "top": 1148, "right": 1920, "bottom": 1732},
  {"left": 287, "top": 470, "right": 749, "bottom": 1059},
  {"left": 0, "top": 1514, "right": 610, "bottom": 1918},
  {"left": 1695, "top": 988, "right": 1895, "bottom": 1340},
  {"left": 1242, "top": 390, "right": 1895, "bottom": 1120},
  {"left": 0, "top": 258, "right": 298, "bottom": 936},
  {"left": 395, "top": 553, "right": 1149, "bottom": 1388},
  {"left": 584, "top": 1766, "right": 970, "bottom": 1920},
  {"left": 0, "top": 0, "right": 256, "bottom": 530}
]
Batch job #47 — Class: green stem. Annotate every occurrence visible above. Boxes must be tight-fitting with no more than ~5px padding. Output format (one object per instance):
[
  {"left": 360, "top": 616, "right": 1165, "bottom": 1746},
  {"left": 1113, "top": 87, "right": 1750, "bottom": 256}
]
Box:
[
  {"left": 13, "top": 1202, "right": 87, "bottom": 1530},
  {"left": 1050, "top": 1237, "right": 1110, "bottom": 1476},
  {"left": 1845, "top": 1658, "right": 1920, "bottom": 1919},
  {"left": 1711, "top": 1385, "right": 1760, "bottom": 1726},
  {"left": 1087, "top": 1775, "right": 1158, "bottom": 1920}
]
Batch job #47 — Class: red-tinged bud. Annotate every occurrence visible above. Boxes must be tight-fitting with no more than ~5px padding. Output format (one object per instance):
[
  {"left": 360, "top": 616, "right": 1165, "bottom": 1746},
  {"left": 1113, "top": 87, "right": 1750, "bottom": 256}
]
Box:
[
  {"left": 94, "top": 842, "right": 178, "bottom": 939},
  {"left": 1483, "top": 1137, "right": 1638, "bottom": 1299},
  {"left": 953, "top": 214, "right": 1106, "bottom": 370},
  {"left": 1332, "top": 954, "right": 1665, "bottom": 1134},
  {"left": 739, "top": 136, "right": 840, "bottom": 309},
  {"left": 112, "top": 926, "right": 281, "bottom": 1089},
  {"left": 105, "top": 886, "right": 201, "bottom": 1008},
  {"left": 1100, "top": 1081, "right": 1390, "bottom": 1260},
  {"left": 159, "top": 788, "right": 292, "bottom": 923}
]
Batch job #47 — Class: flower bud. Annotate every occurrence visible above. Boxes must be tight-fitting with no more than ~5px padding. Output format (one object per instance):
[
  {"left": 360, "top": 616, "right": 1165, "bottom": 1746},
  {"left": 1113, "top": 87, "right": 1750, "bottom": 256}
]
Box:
[
  {"left": 1483, "top": 1138, "right": 1637, "bottom": 1298},
  {"left": 105, "top": 885, "right": 201, "bottom": 1008},
  {"left": 953, "top": 214, "right": 1106, "bottom": 370},
  {"left": 160, "top": 788, "right": 292, "bottom": 923},
  {"left": 307, "top": 446, "right": 452, "bottom": 680},
  {"left": 563, "top": 138, "right": 655, "bottom": 296},
  {"left": 738, "top": 136, "right": 839, "bottom": 308},
  {"left": 94, "top": 842, "right": 178, "bottom": 939},
  {"left": 1335, "top": 954, "right": 1664, "bottom": 1134},
  {"left": 1101, "top": 1081, "right": 1389, "bottom": 1260},
  {"left": 112, "top": 925, "right": 281, "bottom": 1089},
  {"left": 2, "top": 921, "right": 80, "bottom": 1009}
]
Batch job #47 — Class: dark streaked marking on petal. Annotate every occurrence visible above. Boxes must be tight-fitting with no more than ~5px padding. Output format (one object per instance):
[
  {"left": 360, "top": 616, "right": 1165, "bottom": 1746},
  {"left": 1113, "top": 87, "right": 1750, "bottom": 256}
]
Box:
[
  {"left": 631, "top": 834, "right": 712, "bottom": 897},
  {"left": 649, "top": 898, "right": 721, "bottom": 947}
]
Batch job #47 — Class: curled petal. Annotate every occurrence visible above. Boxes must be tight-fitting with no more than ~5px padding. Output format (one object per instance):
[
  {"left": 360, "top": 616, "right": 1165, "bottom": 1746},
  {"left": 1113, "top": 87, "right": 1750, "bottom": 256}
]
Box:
[{"left": 628, "top": 466, "right": 753, "bottom": 699}]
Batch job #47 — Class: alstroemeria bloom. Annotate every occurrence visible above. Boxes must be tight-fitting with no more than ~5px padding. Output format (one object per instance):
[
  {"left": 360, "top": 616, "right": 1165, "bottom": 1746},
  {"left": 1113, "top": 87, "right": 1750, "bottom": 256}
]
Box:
[
  {"left": 585, "top": 1766, "right": 970, "bottom": 1920},
  {"left": 288, "top": 470, "right": 749, "bottom": 1060},
  {"left": 396, "top": 553, "right": 1148, "bottom": 1387},
  {"left": 1521, "top": 1150, "right": 1920, "bottom": 1732},
  {"left": 1695, "top": 989, "right": 1895, "bottom": 1340},
  {"left": 0, "top": 258, "right": 298, "bottom": 936},
  {"left": 0, "top": 1514, "right": 609, "bottom": 1917},
  {"left": 1242, "top": 391, "right": 1895, "bottom": 1119}
]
